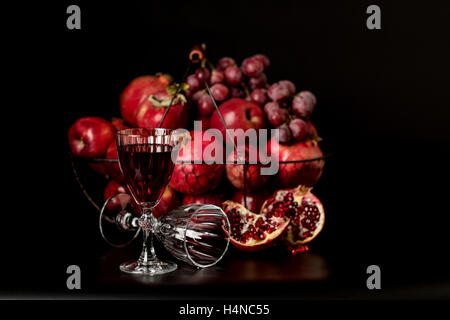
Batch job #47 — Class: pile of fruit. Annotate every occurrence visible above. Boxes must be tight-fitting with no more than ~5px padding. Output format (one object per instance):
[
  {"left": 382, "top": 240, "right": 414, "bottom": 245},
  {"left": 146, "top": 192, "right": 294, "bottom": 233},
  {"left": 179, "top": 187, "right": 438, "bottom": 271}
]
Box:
[{"left": 68, "top": 51, "right": 326, "bottom": 253}]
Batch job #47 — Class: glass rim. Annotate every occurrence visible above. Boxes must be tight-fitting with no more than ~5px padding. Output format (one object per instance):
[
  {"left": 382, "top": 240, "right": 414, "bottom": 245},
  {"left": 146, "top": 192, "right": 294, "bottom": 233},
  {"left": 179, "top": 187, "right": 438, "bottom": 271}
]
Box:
[
  {"left": 183, "top": 204, "right": 231, "bottom": 268},
  {"left": 116, "top": 128, "right": 173, "bottom": 137}
]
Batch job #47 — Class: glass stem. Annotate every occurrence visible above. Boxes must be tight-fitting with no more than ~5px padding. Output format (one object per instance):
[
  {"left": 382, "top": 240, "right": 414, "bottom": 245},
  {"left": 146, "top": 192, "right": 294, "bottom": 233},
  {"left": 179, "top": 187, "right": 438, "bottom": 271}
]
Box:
[{"left": 138, "top": 208, "right": 157, "bottom": 265}]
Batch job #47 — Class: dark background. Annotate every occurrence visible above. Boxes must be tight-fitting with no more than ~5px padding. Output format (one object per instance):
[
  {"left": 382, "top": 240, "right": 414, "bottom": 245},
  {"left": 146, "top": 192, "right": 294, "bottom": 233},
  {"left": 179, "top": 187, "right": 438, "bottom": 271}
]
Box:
[{"left": 3, "top": 0, "right": 450, "bottom": 299}]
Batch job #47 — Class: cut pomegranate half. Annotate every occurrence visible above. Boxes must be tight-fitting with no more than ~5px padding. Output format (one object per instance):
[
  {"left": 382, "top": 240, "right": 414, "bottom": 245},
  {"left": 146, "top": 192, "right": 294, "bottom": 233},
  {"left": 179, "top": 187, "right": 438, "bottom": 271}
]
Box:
[
  {"left": 261, "top": 186, "right": 325, "bottom": 246},
  {"left": 222, "top": 201, "right": 290, "bottom": 252}
]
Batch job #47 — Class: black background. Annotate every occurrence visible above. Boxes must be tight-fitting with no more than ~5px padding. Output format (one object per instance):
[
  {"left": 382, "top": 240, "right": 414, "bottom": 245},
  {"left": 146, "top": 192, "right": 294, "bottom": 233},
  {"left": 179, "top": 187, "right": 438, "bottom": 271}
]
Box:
[{"left": 3, "top": 0, "right": 450, "bottom": 299}]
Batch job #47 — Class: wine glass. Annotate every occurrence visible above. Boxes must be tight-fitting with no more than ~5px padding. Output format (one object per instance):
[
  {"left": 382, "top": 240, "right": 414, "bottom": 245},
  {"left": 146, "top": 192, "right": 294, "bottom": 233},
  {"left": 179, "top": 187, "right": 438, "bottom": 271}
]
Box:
[
  {"left": 157, "top": 204, "right": 230, "bottom": 268},
  {"left": 115, "top": 128, "right": 178, "bottom": 275},
  {"left": 100, "top": 194, "right": 231, "bottom": 269}
]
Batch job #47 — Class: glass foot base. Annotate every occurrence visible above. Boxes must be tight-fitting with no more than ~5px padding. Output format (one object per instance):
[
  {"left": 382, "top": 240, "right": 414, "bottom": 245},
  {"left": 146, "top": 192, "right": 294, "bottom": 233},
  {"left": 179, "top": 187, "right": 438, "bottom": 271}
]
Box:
[{"left": 120, "top": 258, "right": 177, "bottom": 275}]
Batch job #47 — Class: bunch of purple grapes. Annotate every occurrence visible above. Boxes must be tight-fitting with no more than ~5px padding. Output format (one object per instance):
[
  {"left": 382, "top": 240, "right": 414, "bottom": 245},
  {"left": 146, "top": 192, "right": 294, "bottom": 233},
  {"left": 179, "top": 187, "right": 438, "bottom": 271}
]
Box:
[
  {"left": 184, "top": 54, "right": 271, "bottom": 117},
  {"left": 263, "top": 82, "right": 317, "bottom": 144},
  {"left": 184, "top": 53, "right": 317, "bottom": 145}
]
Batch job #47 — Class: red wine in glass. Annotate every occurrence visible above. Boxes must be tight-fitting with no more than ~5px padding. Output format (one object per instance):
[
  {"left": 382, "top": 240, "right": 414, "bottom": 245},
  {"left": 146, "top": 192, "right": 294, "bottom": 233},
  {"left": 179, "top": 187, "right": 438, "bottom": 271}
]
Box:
[{"left": 118, "top": 144, "right": 174, "bottom": 208}]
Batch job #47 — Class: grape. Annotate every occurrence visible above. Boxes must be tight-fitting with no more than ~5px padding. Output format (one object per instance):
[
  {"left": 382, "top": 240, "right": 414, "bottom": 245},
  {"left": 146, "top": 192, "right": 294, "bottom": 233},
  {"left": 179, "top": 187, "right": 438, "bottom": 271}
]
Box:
[
  {"left": 241, "top": 57, "right": 264, "bottom": 77},
  {"left": 248, "top": 73, "right": 267, "bottom": 90},
  {"left": 278, "top": 124, "right": 292, "bottom": 144},
  {"left": 301, "top": 90, "right": 317, "bottom": 106},
  {"left": 186, "top": 74, "right": 202, "bottom": 92},
  {"left": 267, "top": 106, "right": 288, "bottom": 127},
  {"left": 210, "top": 83, "right": 229, "bottom": 101},
  {"left": 210, "top": 69, "right": 224, "bottom": 84},
  {"left": 268, "top": 82, "right": 290, "bottom": 102},
  {"left": 224, "top": 66, "right": 243, "bottom": 86},
  {"left": 252, "top": 54, "right": 270, "bottom": 69},
  {"left": 268, "top": 111, "right": 281, "bottom": 127},
  {"left": 279, "top": 80, "right": 296, "bottom": 96},
  {"left": 292, "top": 91, "right": 316, "bottom": 119},
  {"left": 184, "top": 88, "right": 193, "bottom": 98},
  {"left": 216, "top": 57, "right": 235, "bottom": 70},
  {"left": 250, "top": 88, "right": 268, "bottom": 106},
  {"left": 263, "top": 101, "right": 280, "bottom": 115},
  {"left": 192, "top": 90, "right": 206, "bottom": 104},
  {"left": 198, "top": 95, "right": 215, "bottom": 115},
  {"left": 230, "top": 86, "right": 246, "bottom": 98},
  {"left": 195, "top": 67, "right": 210, "bottom": 83},
  {"left": 289, "top": 118, "right": 309, "bottom": 141}
]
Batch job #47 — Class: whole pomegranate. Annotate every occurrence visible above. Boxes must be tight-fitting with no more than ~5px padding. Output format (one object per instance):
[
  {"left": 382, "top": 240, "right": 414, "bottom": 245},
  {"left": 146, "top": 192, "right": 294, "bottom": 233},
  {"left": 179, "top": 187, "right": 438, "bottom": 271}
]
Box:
[
  {"left": 136, "top": 90, "right": 188, "bottom": 130},
  {"left": 231, "top": 189, "right": 271, "bottom": 213},
  {"left": 182, "top": 192, "right": 225, "bottom": 207},
  {"left": 222, "top": 201, "right": 290, "bottom": 252},
  {"left": 261, "top": 186, "right": 325, "bottom": 246},
  {"left": 120, "top": 74, "right": 172, "bottom": 126},
  {"left": 226, "top": 144, "right": 270, "bottom": 191},
  {"left": 269, "top": 137, "right": 324, "bottom": 187},
  {"left": 169, "top": 130, "right": 224, "bottom": 195}
]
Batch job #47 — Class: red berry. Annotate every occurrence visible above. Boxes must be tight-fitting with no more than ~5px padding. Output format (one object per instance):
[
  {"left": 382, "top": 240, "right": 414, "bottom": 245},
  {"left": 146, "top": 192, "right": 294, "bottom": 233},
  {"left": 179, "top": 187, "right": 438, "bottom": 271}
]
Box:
[
  {"left": 278, "top": 124, "right": 292, "bottom": 144},
  {"left": 289, "top": 118, "right": 309, "bottom": 141},
  {"left": 252, "top": 54, "right": 270, "bottom": 69},
  {"left": 279, "top": 80, "right": 296, "bottom": 96},
  {"left": 292, "top": 91, "right": 316, "bottom": 119},
  {"left": 241, "top": 57, "right": 264, "bottom": 77},
  {"left": 250, "top": 88, "right": 268, "bottom": 106},
  {"left": 267, "top": 107, "right": 288, "bottom": 127},
  {"left": 210, "top": 83, "right": 229, "bottom": 101},
  {"left": 210, "top": 69, "right": 224, "bottom": 84},
  {"left": 248, "top": 73, "right": 267, "bottom": 90},
  {"left": 264, "top": 101, "right": 280, "bottom": 115},
  {"left": 192, "top": 90, "right": 205, "bottom": 104},
  {"left": 216, "top": 57, "right": 235, "bottom": 70},
  {"left": 224, "top": 66, "right": 243, "bottom": 86},
  {"left": 198, "top": 95, "right": 215, "bottom": 115},
  {"left": 268, "top": 82, "right": 290, "bottom": 102},
  {"left": 186, "top": 74, "right": 202, "bottom": 92},
  {"left": 195, "top": 67, "right": 210, "bottom": 83}
]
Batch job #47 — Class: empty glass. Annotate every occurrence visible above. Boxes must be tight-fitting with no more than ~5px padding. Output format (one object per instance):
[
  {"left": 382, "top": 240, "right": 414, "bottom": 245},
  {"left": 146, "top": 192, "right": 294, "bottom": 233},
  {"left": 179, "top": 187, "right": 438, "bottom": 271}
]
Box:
[
  {"left": 157, "top": 204, "right": 230, "bottom": 268},
  {"left": 100, "top": 194, "right": 230, "bottom": 270}
]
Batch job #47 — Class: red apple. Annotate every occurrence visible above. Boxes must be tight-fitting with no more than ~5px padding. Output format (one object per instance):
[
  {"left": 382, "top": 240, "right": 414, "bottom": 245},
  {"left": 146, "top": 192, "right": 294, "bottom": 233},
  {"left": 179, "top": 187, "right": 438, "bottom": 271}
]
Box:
[
  {"left": 120, "top": 74, "right": 172, "bottom": 126},
  {"left": 153, "top": 186, "right": 180, "bottom": 218},
  {"left": 135, "top": 90, "right": 188, "bottom": 130},
  {"left": 68, "top": 117, "right": 116, "bottom": 158},
  {"left": 210, "top": 98, "right": 265, "bottom": 143}
]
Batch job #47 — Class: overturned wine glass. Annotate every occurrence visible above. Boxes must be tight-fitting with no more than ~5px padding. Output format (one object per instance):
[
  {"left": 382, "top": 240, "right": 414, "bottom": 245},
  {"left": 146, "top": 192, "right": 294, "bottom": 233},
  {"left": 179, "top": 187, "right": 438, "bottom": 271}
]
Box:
[{"left": 100, "top": 194, "right": 231, "bottom": 270}]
